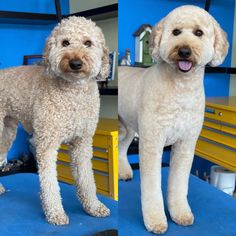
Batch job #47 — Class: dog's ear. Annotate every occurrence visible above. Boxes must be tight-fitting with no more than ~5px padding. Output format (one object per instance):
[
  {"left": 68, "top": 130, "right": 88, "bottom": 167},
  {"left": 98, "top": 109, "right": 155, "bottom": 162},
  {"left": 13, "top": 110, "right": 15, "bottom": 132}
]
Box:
[
  {"left": 43, "top": 23, "right": 61, "bottom": 68},
  {"left": 97, "top": 44, "right": 110, "bottom": 81},
  {"left": 43, "top": 27, "right": 58, "bottom": 68},
  {"left": 96, "top": 28, "right": 110, "bottom": 81},
  {"left": 149, "top": 19, "right": 165, "bottom": 61},
  {"left": 209, "top": 17, "right": 229, "bottom": 66},
  {"left": 43, "top": 37, "right": 52, "bottom": 66}
]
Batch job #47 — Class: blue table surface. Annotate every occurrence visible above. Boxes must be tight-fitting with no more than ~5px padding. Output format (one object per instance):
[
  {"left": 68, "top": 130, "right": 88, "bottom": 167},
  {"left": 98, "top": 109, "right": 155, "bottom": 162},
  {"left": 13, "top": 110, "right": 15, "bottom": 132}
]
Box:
[
  {"left": 119, "top": 168, "right": 236, "bottom": 236},
  {"left": 0, "top": 173, "right": 118, "bottom": 236},
  {"left": 2, "top": 168, "right": 236, "bottom": 236}
]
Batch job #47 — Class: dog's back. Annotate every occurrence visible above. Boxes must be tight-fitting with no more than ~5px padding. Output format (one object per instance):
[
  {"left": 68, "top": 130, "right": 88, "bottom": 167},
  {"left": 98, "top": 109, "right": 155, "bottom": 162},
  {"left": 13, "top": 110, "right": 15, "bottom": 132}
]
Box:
[
  {"left": 0, "top": 65, "right": 44, "bottom": 102},
  {"left": 118, "top": 66, "right": 146, "bottom": 132},
  {"left": 0, "top": 66, "right": 46, "bottom": 131}
]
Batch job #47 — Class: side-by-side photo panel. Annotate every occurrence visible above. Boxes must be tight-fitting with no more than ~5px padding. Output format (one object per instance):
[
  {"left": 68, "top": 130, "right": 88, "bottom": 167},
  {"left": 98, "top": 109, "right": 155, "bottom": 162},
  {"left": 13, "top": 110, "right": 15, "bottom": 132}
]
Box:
[
  {"left": 0, "top": 1, "right": 118, "bottom": 236},
  {"left": 118, "top": 0, "right": 236, "bottom": 235}
]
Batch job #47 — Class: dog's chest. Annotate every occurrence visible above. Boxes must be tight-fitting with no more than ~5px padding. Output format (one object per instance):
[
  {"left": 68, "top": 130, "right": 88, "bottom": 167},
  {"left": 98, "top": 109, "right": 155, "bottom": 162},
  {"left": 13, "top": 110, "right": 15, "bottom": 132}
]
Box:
[
  {"left": 165, "top": 110, "right": 194, "bottom": 146},
  {"left": 63, "top": 89, "right": 99, "bottom": 136},
  {"left": 164, "top": 97, "right": 204, "bottom": 146}
]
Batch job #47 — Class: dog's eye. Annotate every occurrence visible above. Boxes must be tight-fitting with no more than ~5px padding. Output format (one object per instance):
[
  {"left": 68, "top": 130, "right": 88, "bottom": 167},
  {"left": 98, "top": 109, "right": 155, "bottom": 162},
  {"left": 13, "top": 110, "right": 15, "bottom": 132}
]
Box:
[
  {"left": 62, "top": 40, "right": 70, "bottom": 47},
  {"left": 194, "top": 29, "right": 203, "bottom": 37},
  {"left": 84, "top": 40, "right": 92, "bottom": 48},
  {"left": 172, "top": 29, "right": 181, "bottom": 36}
]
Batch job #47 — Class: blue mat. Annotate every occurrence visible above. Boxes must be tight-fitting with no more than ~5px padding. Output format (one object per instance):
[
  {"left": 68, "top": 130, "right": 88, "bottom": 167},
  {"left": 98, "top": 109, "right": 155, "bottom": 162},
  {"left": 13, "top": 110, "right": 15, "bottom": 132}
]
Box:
[
  {"left": 0, "top": 173, "right": 117, "bottom": 236},
  {"left": 119, "top": 168, "right": 236, "bottom": 236}
]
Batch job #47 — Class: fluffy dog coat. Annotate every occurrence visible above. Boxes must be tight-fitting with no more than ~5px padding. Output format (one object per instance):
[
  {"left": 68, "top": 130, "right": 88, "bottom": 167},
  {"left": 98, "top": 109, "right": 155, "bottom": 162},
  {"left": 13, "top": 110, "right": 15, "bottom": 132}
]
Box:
[
  {"left": 119, "top": 5, "right": 228, "bottom": 234},
  {"left": 0, "top": 16, "right": 110, "bottom": 225}
]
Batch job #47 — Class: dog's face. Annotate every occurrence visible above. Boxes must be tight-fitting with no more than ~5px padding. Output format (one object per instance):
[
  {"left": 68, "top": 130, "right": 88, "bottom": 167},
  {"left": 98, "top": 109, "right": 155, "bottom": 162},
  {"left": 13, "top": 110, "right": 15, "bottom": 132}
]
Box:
[
  {"left": 43, "top": 16, "right": 110, "bottom": 83},
  {"left": 149, "top": 5, "right": 229, "bottom": 73}
]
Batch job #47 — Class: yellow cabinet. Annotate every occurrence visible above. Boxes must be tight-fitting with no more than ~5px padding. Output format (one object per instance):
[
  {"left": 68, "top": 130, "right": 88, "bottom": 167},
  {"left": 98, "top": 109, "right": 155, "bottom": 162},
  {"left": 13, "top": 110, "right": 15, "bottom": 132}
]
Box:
[
  {"left": 57, "top": 118, "right": 118, "bottom": 200},
  {"left": 195, "top": 97, "right": 236, "bottom": 171}
]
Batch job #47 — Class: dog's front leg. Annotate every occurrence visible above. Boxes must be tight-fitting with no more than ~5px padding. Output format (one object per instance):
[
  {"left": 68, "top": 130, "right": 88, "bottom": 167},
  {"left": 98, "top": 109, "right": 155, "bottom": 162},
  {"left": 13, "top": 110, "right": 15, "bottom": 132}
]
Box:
[
  {"left": 139, "top": 137, "right": 168, "bottom": 234},
  {"left": 70, "top": 137, "right": 110, "bottom": 217},
  {"left": 36, "top": 144, "right": 69, "bottom": 225},
  {"left": 167, "top": 139, "right": 196, "bottom": 226}
]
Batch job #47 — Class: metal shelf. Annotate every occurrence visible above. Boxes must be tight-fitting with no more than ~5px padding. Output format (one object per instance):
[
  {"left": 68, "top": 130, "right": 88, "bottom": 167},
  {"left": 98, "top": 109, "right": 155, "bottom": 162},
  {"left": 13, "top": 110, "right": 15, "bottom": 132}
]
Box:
[
  {"left": 0, "top": 4, "right": 118, "bottom": 24},
  {"left": 69, "top": 4, "right": 118, "bottom": 21},
  {"left": 99, "top": 86, "right": 118, "bottom": 96},
  {"left": 205, "top": 67, "right": 236, "bottom": 74},
  {"left": 0, "top": 11, "right": 58, "bottom": 24}
]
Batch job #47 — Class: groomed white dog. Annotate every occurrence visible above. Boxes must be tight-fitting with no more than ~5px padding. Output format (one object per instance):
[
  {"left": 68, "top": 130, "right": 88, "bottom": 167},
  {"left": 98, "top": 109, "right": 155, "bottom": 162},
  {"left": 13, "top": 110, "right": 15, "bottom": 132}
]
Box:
[{"left": 119, "top": 5, "right": 228, "bottom": 234}]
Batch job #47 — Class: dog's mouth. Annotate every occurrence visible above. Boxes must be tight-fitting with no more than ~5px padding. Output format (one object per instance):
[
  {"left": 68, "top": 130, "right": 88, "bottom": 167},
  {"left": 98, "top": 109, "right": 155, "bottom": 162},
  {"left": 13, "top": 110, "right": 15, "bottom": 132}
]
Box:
[{"left": 177, "top": 60, "right": 193, "bottom": 73}]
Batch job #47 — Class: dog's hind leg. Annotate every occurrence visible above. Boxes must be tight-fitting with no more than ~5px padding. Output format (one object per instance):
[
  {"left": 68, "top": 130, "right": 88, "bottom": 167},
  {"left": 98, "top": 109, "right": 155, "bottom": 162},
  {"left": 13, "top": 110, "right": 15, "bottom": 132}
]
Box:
[
  {"left": 118, "top": 118, "right": 135, "bottom": 180},
  {"left": 70, "top": 136, "right": 110, "bottom": 217},
  {"left": 0, "top": 110, "right": 6, "bottom": 167},
  {"left": 0, "top": 183, "right": 5, "bottom": 195},
  {"left": 0, "top": 113, "right": 18, "bottom": 166},
  {"left": 0, "top": 116, "right": 18, "bottom": 165},
  {"left": 0, "top": 114, "right": 17, "bottom": 195}
]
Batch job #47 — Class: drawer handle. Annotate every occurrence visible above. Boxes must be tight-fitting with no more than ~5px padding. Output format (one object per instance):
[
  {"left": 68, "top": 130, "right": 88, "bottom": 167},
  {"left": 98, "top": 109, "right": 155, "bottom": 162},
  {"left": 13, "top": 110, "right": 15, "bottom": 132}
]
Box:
[
  {"left": 218, "top": 112, "right": 223, "bottom": 116},
  {"left": 205, "top": 107, "right": 215, "bottom": 114}
]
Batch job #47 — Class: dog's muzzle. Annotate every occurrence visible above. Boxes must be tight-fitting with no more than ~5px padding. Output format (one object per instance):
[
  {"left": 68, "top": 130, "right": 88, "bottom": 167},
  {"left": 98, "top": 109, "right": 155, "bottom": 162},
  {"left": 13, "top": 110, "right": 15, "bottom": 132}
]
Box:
[
  {"left": 177, "top": 47, "right": 193, "bottom": 73},
  {"left": 69, "top": 59, "right": 83, "bottom": 71}
]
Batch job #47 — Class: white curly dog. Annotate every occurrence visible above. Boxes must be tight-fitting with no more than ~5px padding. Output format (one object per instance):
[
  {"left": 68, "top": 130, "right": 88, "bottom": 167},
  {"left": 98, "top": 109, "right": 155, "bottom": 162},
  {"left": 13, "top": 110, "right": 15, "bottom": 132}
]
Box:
[
  {"left": 119, "top": 5, "right": 228, "bottom": 234},
  {"left": 0, "top": 16, "right": 110, "bottom": 225}
]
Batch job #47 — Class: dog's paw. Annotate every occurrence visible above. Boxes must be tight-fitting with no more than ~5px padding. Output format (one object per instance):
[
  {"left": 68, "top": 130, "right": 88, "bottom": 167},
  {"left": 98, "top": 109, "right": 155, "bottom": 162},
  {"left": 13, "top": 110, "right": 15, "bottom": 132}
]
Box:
[
  {"left": 168, "top": 202, "right": 194, "bottom": 226},
  {"left": 46, "top": 211, "right": 69, "bottom": 225},
  {"left": 171, "top": 210, "right": 194, "bottom": 226},
  {"left": 0, "top": 157, "right": 7, "bottom": 167},
  {"left": 85, "top": 201, "right": 110, "bottom": 217},
  {"left": 0, "top": 184, "right": 5, "bottom": 195},
  {"left": 119, "top": 160, "right": 133, "bottom": 181},
  {"left": 144, "top": 213, "right": 168, "bottom": 234}
]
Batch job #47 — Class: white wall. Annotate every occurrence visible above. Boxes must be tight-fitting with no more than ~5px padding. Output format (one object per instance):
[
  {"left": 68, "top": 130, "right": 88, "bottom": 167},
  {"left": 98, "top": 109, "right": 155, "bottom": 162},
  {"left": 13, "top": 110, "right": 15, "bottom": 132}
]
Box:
[
  {"left": 230, "top": 3, "right": 236, "bottom": 95},
  {"left": 97, "top": 17, "right": 118, "bottom": 119},
  {"left": 96, "top": 17, "right": 118, "bottom": 86},
  {"left": 70, "top": 0, "right": 117, "bottom": 14}
]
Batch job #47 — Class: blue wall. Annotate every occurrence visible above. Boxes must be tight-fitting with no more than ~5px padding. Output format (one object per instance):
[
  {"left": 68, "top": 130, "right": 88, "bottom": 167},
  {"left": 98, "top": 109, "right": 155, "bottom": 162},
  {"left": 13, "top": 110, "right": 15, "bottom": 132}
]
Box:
[
  {"left": 118, "top": 0, "right": 235, "bottom": 97},
  {"left": 0, "top": 0, "right": 69, "bottom": 68},
  {"left": 0, "top": 0, "right": 69, "bottom": 160}
]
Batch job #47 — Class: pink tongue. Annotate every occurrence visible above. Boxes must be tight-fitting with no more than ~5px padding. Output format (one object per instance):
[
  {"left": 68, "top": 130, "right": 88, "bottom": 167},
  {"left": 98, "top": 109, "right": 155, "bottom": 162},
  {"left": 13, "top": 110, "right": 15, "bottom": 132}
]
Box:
[{"left": 178, "top": 60, "right": 192, "bottom": 71}]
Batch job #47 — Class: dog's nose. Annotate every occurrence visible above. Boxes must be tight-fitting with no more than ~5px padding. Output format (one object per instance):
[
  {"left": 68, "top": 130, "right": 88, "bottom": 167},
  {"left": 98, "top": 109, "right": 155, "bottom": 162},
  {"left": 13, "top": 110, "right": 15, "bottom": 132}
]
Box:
[
  {"left": 69, "top": 59, "right": 83, "bottom": 70},
  {"left": 178, "top": 47, "right": 191, "bottom": 59}
]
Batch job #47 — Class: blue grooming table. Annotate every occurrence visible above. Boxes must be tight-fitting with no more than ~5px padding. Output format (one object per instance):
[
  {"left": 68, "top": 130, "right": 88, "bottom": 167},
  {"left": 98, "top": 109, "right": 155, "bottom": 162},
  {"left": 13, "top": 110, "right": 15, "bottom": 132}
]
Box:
[
  {"left": 0, "top": 174, "right": 117, "bottom": 236},
  {"left": 119, "top": 168, "right": 236, "bottom": 236}
]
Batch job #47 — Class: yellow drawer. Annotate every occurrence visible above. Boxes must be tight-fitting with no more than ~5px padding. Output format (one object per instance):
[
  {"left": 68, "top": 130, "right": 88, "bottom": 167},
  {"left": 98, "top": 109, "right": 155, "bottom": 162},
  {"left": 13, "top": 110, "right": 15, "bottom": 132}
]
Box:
[
  {"left": 57, "top": 163, "right": 72, "bottom": 179},
  {"left": 204, "top": 118, "right": 236, "bottom": 136},
  {"left": 200, "top": 126, "right": 236, "bottom": 149},
  {"left": 93, "top": 134, "right": 109, "bottom": 149},
  {"left": 57, "top": 118, "right": 118, "bottom": 200},
  {"left": 58, "top": 147, "right": 109, "bottom": 161},
  {"left": 60, "top": 144, "right": 69, "bottom": 151},
  {"left": 60, "top": 135, "right": 110, "bottom": 150},
  {"left": 57, "top": 163, "right": 109, "bottom": 193},
  {"left": 203, "top": 119, "right": 222, "bottom": 131},
  {"left": 57, "top": 153, "right": 109, "bottom": 173},
  {"left": 205, "top": 105, "right": 236, "bottom": 126},
  {"left": 92, "top": 158, "right": 109, "bottom": 173},
  {"left": 94, "top": 172, "right": 109, "bottom": 192},
  {"left": 58, "top": 151, "right": 70, "bottom": 162},
  {"left": 196, "top": 138, "right": 236, "bottom": 172},
  {"left": 93, "top": 148, "right": 109, "bottom": 160},
  {"left": 221, "top": 124, "right": 236, "bottom": 136}
]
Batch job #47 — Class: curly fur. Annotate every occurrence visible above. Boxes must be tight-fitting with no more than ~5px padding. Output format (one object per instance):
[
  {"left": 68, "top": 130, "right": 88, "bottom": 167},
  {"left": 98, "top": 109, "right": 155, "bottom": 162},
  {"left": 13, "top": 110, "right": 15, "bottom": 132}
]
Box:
[
  {"left": 119, "top": 5, "right": 228, "bottom": 234},
  {"left": 0, "top": 16, "right": 110, "bottom": 225}
]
